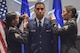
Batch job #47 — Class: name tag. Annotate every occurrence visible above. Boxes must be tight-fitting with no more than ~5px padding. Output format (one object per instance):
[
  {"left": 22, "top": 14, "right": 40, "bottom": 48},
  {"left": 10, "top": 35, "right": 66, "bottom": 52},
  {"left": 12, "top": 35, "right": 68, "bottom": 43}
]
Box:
[
  {"left": 30, "top": 30, "right": 36, "bottom": 32},
  {"left": 46, "top": 30, "right": 51, "bottom": 32}
]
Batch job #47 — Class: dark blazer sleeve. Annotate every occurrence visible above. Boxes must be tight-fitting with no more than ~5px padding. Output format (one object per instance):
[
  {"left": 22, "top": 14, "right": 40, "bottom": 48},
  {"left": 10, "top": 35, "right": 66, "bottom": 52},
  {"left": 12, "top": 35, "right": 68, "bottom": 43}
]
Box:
[
  {"left": 7, "top": 28, "right": 29, "bottom": 44},
  {"left": 51, "top": 19, "right": 77, "bottom": 36}
]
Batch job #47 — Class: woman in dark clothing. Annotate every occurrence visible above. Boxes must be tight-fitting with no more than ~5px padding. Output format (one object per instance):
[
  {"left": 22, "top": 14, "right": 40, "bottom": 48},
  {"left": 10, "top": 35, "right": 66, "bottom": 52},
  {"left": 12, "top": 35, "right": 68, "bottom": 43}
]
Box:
[
  {"left": 51, "top": 5, "right": 79, "bottom": 53},
  {"left": 5, "top": 12, "right": 29, "bottom": 53}
]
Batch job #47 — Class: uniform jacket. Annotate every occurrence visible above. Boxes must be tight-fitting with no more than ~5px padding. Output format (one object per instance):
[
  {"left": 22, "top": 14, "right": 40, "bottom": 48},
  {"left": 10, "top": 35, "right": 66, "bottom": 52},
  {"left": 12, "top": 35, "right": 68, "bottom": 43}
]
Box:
[
  {"left": 26, "top": 18, "right": 54, "bottom": 53},
  {"left": 5, "top": 26, "right": 28, "bottom": 53},
  {"left": 51, "top": 18, "right": 79, "bottom": 53}
]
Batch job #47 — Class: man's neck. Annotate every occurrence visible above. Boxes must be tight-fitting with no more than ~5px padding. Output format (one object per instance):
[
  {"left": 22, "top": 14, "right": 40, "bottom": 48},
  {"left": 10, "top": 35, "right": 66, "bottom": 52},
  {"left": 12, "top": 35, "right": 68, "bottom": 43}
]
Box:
[{"left": 37, "top": 17, "right": 43, "bottom": 20}]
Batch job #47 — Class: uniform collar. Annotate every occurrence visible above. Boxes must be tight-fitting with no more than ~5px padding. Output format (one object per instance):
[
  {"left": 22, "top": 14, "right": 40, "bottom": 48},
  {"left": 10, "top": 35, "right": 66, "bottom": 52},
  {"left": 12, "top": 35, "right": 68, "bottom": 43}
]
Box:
[{"left": 36, "top": 17, "right": 45, "bottom": 27}]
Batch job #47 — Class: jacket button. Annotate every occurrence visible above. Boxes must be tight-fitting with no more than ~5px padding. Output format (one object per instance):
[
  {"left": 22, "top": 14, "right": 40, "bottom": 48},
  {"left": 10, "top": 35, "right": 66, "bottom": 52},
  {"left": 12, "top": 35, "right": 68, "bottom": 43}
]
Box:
[
  {"left": 39, "top": 41, "right": 42, "bottom": 43},
  {"left": 40, "top": 35, "right": 42, "bottom": 37},
  {"left": 39, "top": 47, "right": 42, "bottom": 49}
]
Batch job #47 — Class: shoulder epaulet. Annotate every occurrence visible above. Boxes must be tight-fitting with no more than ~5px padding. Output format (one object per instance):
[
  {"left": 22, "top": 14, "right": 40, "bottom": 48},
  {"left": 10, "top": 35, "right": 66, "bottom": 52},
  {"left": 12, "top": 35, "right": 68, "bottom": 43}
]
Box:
[
  {"left": 70, "top": 19, "right": 76, "bottom": 24},
  {"left": 9, "top": 27, "right": 16, "bottom": 31}
]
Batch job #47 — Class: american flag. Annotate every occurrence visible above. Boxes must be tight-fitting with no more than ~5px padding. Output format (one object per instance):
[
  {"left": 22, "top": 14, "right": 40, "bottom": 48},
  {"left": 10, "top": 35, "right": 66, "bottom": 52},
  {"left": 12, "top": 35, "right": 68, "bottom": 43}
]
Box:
[
  {"left": 0, "top": 0, "right": 7, "bottom": 53},
  {"left": 0, "top": 0, "right": 7, "bottom": 20}
]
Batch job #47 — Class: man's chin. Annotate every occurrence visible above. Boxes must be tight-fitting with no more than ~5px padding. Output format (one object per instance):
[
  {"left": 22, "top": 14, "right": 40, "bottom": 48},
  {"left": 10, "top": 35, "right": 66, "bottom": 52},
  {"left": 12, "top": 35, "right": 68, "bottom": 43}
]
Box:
[{"left": 37, "top": 14, "right": 43, "bottom": 17}]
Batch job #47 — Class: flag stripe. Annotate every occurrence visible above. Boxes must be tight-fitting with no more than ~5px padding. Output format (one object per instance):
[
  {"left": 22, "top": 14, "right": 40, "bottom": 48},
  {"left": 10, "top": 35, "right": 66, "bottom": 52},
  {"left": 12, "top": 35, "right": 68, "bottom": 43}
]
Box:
[
  {"left": 0, "top": 33, "right": 7, "bottom": 53},
  {"left": 0, "top": 21, "right": 7, "bottom": 53},
  {"left": 0, "top": 0, "right": 7, "bottom": 53},
  {"left": 0, "top": 50, "right": 1, "bottom": 53},
  {"left": 0, "top": 41, "right": 5, "bottom": 53},
  {"left": 0, "top": 22, "right": 7, "bottom": 47}
]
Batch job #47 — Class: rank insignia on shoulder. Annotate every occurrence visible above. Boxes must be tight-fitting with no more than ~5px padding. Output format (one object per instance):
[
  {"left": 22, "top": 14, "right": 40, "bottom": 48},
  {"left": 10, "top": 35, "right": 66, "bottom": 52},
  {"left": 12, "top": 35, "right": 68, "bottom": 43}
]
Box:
[
  {"left": 64, "top": 25, "right": 68, "bottom": 30},
  {"left": 9, "top": 27, "right": 16, "bottom": 30},
  {"left": 15, "top": 33, "right": 20, "bottom": 38}
]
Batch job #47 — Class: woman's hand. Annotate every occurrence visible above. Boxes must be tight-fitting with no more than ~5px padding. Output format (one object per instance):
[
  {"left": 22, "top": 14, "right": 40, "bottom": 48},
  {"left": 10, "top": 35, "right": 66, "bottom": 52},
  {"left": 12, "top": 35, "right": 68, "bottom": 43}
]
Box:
[
  {"left": 22, "top": 14, "right": 28, "bottom": 28},
  {"left": 49, "top": 14, "right": 56, "bottom": 20}
]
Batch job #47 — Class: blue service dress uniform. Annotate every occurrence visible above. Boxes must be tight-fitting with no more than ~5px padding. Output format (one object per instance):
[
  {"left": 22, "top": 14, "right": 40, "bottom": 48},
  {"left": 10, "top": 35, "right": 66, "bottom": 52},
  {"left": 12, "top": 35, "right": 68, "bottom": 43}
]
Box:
[{"left": 25, "top": 18, "right": 55, "bottom": 53}]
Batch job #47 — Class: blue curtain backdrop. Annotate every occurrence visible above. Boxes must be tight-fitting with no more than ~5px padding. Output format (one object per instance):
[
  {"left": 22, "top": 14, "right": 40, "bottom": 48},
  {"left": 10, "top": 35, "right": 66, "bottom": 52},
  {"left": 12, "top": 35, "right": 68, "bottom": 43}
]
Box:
[
  {"left": 53, "top": 0, "right": 64, "bottom": 53},
  {"left": 21, "top": 0, "right": 30, "bottom": 53}
]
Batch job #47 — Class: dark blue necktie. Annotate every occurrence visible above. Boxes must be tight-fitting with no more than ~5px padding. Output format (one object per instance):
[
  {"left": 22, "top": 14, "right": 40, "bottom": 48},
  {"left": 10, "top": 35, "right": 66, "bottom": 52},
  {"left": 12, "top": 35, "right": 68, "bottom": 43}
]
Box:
[{"left": 39, "top": 21, "right": 42, "bottom": 30}]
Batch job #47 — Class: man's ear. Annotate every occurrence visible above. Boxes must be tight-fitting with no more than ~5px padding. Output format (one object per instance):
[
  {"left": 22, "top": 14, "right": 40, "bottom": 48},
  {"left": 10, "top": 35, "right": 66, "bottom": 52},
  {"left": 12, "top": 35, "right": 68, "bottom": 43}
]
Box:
[
  {"left": 34, "top": 9, "right": 35, "bottom": 12},
  {"left": 45, "top": 9, "right": 46, "bottom": 11},
  {"left": 34, "top": 9, "right": 36, "bottom": 14},
  {"left": 44, "top": 9, "right": 46, "bottom": 13}
]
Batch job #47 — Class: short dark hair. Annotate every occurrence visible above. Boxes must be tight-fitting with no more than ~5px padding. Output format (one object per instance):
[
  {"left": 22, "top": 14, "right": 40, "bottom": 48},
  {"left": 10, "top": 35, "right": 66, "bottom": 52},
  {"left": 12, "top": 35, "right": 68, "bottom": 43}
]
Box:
[{"left": 35, "top": 2, "right": 45, "bottom": 8}]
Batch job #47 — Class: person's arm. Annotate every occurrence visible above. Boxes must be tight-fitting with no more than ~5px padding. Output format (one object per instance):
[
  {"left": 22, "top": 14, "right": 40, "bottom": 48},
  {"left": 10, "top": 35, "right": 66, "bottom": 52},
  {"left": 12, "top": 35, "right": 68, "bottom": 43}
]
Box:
[
  {"left": 51, "top": 20, "right": 76, "bottom": 36},
  {"left": 22, "top": 14, "right": 29, "bottom": 43},
  {"left": 17, "top": 13, "right": 29, "bottom": 28}
]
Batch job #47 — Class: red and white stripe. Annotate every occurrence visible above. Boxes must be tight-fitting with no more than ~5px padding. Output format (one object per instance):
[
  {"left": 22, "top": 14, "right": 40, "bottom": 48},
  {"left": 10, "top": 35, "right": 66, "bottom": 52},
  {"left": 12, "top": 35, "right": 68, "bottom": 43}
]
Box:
[{"left": 0, "top": 21, "right": 7, "bottom": 53}]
